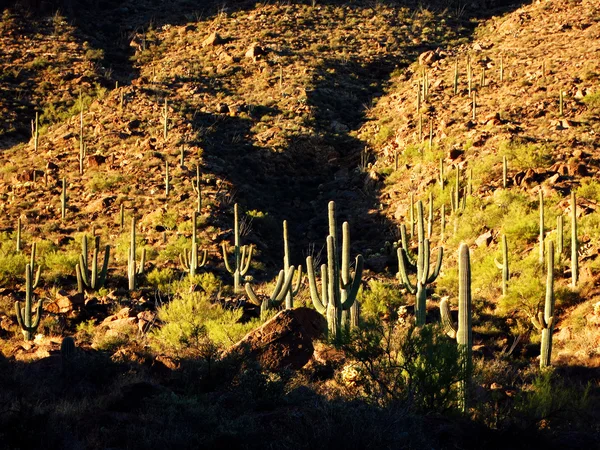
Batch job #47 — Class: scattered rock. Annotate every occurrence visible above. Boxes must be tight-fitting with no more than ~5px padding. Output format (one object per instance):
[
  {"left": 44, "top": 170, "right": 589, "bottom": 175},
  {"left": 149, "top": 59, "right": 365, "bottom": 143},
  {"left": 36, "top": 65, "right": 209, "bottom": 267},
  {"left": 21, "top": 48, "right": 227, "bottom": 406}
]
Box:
[
  {"left": 448, "top": 148, "right": 464, "bottom": 160},
  {"left": 50, "top": 290, "right": 85, "bottom": 313},
  {"left": 245, "top": 43, "right": 265, "bottom": 61},
  {"left": 475, "top": 230, "right": 493, "bottom": 247},
  {"left": 223, "top": 307, "right": 327, "bottom": 370},
  {"left": 418, "top": 50, "right": 437, "bottom": 66},
  {"left": 202, "top": 31, "right": 223, "bottom": 47},
  {"left": 87, "top": 154, "right": 106, "bottom": 168}
]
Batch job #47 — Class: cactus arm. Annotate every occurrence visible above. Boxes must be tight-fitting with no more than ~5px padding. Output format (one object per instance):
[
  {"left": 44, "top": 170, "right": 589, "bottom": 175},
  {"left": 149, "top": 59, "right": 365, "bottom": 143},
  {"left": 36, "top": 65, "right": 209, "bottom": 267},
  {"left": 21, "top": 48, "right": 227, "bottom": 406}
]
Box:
[
  {"left": 15, "top": 299, "right": 43, "bottom": 336},
  {"left": 494, "top": 259, "right": 503, "bottom": 269},
  {"left": 400, "top": 224, "right": 416, "bottom": 268},
  {"left": 341, "top": 255, "right": 364, "bottom": 310},
  {"left": 222, "top": 242, "right": 234, "bottom": 274},
  {"left": 137, "top": 248, "right": 146, "bottom": 275},
  {"left": 306, "top": 256, "right": 326, "bottom": 314},
  {"left": 198, "top": 249, "right": 208, "bottom": 267},
  {"left": 426, "top": 246, "right": 443, "bottom": 284},
  {"left": 32, "top": 264, "right": 41, "bottom": 290},
  {"left": 397, "top": 248, "right": 417, "bottom": 294},
  {"left": 245, "top": 283, "right": 261, "bottom": 306},
  {"left": 292, "top": 264, "right": 303, "bottom": 296},
  {"left": 98, "top": 245, "right": 110, "bottom": 287},
  {"left": 273, "top": 266, "right": 296, "bottom": 304},
  {"left": 240, "top": 244, "right": 253, "bottom": 276},
  {"left": 78, "top": 254, "right": 89, "bottom": 287},
  {"left": 439, "top": 298, "right": 457, "bottom": 338}
]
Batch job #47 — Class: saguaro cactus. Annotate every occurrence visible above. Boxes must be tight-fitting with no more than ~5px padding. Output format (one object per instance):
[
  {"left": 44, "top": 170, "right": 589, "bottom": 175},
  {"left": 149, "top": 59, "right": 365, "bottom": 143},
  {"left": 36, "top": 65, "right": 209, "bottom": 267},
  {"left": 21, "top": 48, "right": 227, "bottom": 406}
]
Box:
[
  {"left": 192, "top": 164, "right": 202, "bottom": 213},
  {"left": 494, "top": 234, "right": 509, "bottom": 296},
  {"left": 179, "top": 211, "right": 208, "bottom": 278},
  {"left": 397, "top": 200, "right": 443, "bottom": 326},
  {"left": 15, "top": 263, "right": 43, "bottom": 341},
  {"left": 532, "top": 241, "right": 555, "bottom": 368},
  {"left": 127, "top": 217, "right": 145, "bottom": 291},
  {"left": 539, "top": 190, "right": 545, "bottom": 265},
  {"left": 76, "top": 234, "right": 110, "bottom": 292},
  {"left": 571, "top": 191, "right": 578, "bottom": 288},
  {"left": 282, "top": 220, "right": 303, "bottom": 309},
  {"left": 222, "top": 203, "right": 253, "bottom": 293},
  {"left": 439, "top": 243, "right": 472, "bottom": 413},
  {"left": 245, "top": 266, "right": 296, "bottom": 315},
  {"left": 306, "top": 201, "right": 364, "bottom": 340}
]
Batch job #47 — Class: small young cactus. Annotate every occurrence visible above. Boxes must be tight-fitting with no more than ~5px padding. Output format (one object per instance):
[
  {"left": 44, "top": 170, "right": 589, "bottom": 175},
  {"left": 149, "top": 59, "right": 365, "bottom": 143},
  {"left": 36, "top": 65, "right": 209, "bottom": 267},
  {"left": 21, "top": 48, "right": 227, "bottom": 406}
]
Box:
[
  {"left": 61, "top": 177, "right": 67, "bottom": 220},
  {"left": 532, "top": 241, "right": 555, "bottom": 368},
  {"left": 539, "top": 190, "right": 545, "bottom": 265},
  {"left": 15, "top": 263, "right": 43, "bottom": 341},
  {"left": 16, "top": 217, "right": 21, "bottom": 252}
]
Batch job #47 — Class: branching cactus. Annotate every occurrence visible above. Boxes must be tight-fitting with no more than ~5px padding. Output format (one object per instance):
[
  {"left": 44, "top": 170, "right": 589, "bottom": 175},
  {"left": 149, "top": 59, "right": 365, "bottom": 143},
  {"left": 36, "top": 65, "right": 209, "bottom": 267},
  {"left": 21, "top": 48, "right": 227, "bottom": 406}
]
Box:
[
  {"left": 282, "top": 220, "right": 303, "bottom": 309},
  {"left": 439, "top": 243, "right": 472, "bottom": 413},
  {"left": 245, "top": 266, "right": 296, "bottom": 315},
  {"left": 15, "top": 263, "right": 43, "bottom": 341},
  {"left": 494, "top": 234, "right": 509, "bottom": 296},
  {"left": 76, "top": 234, "right": 110, "bottom": 292},
  {"left": 127, "top": 217, "right": 146, "bottom": 291},
  {"left": 306, "top": 201, "right": 364, "bottom": 340},
  {"left": 222, "top": 203, "right": 253, "bottom": 293},
  {"left": 532, "top": 241, "right": 555, "bottom": 369},
  {"left": 397, "top": 200, "right": 443, "bottom": 326},
  {"left": 179, "top": 211, "right": 208, "bottom": 278}
]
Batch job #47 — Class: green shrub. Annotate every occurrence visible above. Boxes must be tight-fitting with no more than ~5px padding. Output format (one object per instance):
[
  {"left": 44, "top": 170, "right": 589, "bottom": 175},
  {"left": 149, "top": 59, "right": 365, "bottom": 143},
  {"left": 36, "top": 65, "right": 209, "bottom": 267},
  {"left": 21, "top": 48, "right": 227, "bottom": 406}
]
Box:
[
  {"left": 358, "top": 280, "right": 405, "bottom": 320},
  {"left": 151, "top": 292, "right": 259, "bottom": 356},
  {"left": 344, "top": 321, "right": 463, "bottom": 412}
]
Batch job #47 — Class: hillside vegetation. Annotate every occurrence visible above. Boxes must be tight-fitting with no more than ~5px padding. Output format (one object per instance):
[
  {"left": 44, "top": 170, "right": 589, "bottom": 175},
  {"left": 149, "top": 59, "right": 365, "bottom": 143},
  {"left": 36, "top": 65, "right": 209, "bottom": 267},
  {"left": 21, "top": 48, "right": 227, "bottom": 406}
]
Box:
[{"left": 0, "top": 0, "right": 599, "bottom": 448}]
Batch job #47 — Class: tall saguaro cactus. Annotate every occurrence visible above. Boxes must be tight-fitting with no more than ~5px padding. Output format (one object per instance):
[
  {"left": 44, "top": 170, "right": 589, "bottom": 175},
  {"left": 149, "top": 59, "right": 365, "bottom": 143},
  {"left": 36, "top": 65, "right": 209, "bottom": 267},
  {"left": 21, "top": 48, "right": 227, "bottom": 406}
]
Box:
[
  {"left": 76, "top": 234, "right": 110, "bottom": 292},
  {"left": 282, "top": 220, "right": 303, "bottom": 309},
  {"left": 571, "top": 191, "right": 578, "bottom": 288},
  {"left": 222, "top": 203, "right": 253, "bottom": 293},
  {"left": 539, "top": 190, "right": 545, "bottom": 265},
  {"left": 128, "top": 217, "right": 145, "bottom": 291},
  {"left": 306, "top": 201, "right": 364, "bottom": 341},
  {"left": 397, "top": 200, "right": 443, "bottom": 326},
  {"left": 440, "top": 243, "right": 472, "bottom": 413},
  {"left": 533, "top": 241, "right": 555, "bottom": 368},
  {"left": 15, "top": 263, "right": 43, "bottom": 341},
  {"left": 179, "top": 211, "right": 208, "bottom": 278}
]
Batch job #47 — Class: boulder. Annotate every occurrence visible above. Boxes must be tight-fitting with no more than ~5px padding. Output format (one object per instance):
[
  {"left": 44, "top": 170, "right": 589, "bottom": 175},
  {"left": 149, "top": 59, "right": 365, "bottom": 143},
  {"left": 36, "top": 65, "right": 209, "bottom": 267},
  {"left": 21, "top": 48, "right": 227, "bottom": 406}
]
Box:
[{"left": 224, "top": 307, "right": 327, "bottom": 370}]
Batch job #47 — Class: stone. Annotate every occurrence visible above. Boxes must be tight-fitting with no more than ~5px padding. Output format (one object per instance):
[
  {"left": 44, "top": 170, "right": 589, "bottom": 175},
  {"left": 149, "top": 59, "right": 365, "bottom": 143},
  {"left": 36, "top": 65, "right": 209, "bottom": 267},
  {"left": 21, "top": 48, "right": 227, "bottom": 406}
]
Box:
[
  {"left": 87, "top": 154, "right": 106, "bottom": 168},
  {"left": 54, "top": 290, "right": 85, "bottom": 313},
  {"left": 202, "top": 31, "right": 223, "bottom": 47},
  {"left": 46, "top": 161, "right": 59, "bottom": 171},
  {"left": 245, "top": 43, "right": 265, "bottom": 60},
  {"left": 475, "top": 230, "right": 493, "bottom": 247},
  {"left": 418, "top": 50, "right": 437, "bottom": 66},
  {"left": 223, "top": 307, "right": 327, "bottom": 370},
  {"left": 137, "top": 310, "right": 156, "bottom": 334}
]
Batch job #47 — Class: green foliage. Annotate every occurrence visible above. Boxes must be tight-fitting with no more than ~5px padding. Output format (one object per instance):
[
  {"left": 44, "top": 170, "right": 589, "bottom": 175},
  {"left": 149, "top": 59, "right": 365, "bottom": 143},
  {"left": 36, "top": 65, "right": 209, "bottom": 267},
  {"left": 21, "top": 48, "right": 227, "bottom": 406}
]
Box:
[
  {"left": 516, "top": 369, "right": 591, "bottom": 423},
  {"left": 581, "top": 91, "right": 600, "bottom": 110},
  {"left": 151, "top": 292, "right": 259, "bottom": 355},
  {"left": 146, "top": 267, "right": 176, "bottom": 293},
  {"left": 42, "top": 250, "right": 79, "bottom": 283},
  {"left": 498, "top": 251, "right": 544, "bottom": 318},
  {"left": 0, "top": 235, "right": 28, "bottom": 284},
  {"left": 87, "top": 173, "right": 124, "bottom": 192},
  {"left": 344, "top": 321, "right": 463, "bottom": 412},
  {"left": 358, "top": 280, "right": 405, "bottom": 320},
  {"left": 499, "top": 139, "right": 554, "bottom": 171}
]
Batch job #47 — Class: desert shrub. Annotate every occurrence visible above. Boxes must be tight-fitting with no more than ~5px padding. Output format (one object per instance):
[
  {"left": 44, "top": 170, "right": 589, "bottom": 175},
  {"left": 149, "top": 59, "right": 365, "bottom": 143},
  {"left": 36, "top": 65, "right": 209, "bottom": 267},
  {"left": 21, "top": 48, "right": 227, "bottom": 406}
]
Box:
[
  {"left": 499, "top": 139, "right": 554, "bottom": 171},
  {"left": 146, "top": 267, "right": 176, "bottom": 293},
  {"left": 358, "top": 280, "right": 405, "bottom": 320},
  {"left": 42, "top": 249, "right": 79, "bottom": 284},
  {"left": 344, "top": 321, "right": 463, "bottom": 412},
  {"left": 151, "top": 292, "right": 259, "bottom": 356},
  {"left": 0, "top": 236, "right": 27, "bottom": 285}
]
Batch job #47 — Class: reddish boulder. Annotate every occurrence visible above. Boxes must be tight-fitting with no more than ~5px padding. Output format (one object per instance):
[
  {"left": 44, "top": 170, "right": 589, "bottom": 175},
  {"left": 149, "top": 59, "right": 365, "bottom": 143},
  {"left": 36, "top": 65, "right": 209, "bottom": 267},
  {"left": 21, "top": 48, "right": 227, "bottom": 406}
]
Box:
[{"left": 224, "top": 307, "right": 327, "bottom": 370}]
